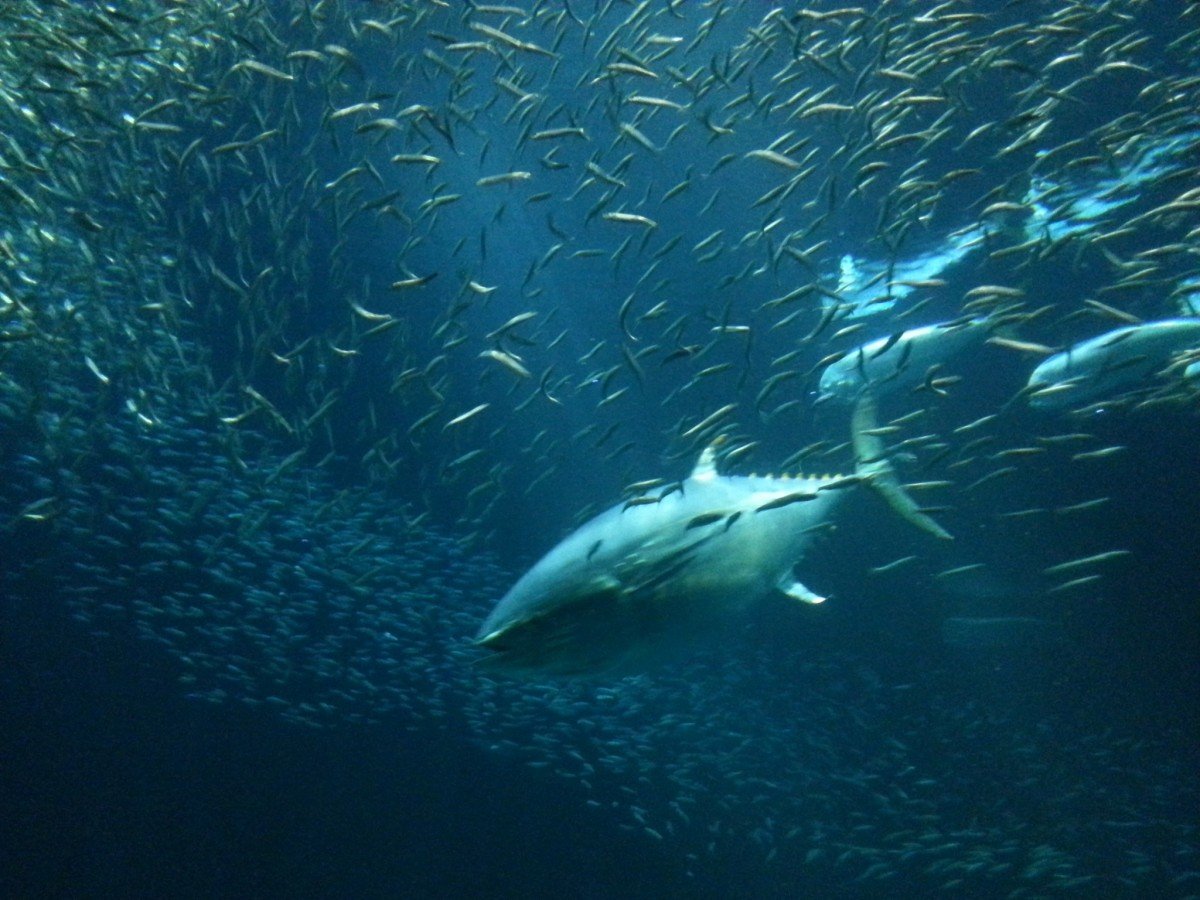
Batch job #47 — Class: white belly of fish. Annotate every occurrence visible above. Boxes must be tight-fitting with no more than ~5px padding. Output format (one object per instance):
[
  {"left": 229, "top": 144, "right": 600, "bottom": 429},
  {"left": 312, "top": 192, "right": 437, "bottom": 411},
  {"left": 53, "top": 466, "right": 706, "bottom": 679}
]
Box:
[{"left": 476, "top": 473, "right": 843, "bottom": 677}]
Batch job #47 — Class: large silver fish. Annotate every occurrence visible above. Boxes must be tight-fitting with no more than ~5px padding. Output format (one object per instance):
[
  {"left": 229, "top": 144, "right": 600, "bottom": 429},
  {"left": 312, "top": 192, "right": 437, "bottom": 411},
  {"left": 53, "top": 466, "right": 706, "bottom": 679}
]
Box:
[
  {"left": 1026, "top": 318, "right": 1200, "bottom": 409},
  {"left": 475, "top": 398, "right": 949, "bottom": 678},
  {"left": 818, "top": 317, "right": 993, "bottom": 405}
]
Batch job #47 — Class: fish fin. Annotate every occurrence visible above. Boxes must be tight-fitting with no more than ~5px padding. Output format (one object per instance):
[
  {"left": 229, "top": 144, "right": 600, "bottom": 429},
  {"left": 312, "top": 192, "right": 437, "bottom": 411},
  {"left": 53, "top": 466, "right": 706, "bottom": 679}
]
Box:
[
  {"left": 852, "top": 393, "right": 953, "bottom": 540},
  {"left": 776, "top": 572, "right": 825, "bottom": 605},
  {"left": 689, "top": 436, "right": 725, "bottom": 482}
]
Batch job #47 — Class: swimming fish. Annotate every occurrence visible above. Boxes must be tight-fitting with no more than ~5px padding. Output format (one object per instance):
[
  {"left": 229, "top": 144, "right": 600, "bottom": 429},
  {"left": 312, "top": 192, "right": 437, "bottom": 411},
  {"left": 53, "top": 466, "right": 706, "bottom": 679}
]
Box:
[
  {"left": 818, "top": 318, "right": 993, "bottom": 404},
  {"left": 474, "top": 398, "right": 949, "bottom": 678},
  {"left": 1026, "top": 318, "right": 1200, "bottom": 409}
]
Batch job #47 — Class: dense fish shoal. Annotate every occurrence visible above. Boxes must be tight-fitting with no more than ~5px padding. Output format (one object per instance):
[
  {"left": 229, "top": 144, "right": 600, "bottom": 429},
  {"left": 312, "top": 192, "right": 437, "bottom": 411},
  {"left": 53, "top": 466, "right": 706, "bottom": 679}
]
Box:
[{"left": 0, "top": 0, "right": 1198, "bottom": 895}]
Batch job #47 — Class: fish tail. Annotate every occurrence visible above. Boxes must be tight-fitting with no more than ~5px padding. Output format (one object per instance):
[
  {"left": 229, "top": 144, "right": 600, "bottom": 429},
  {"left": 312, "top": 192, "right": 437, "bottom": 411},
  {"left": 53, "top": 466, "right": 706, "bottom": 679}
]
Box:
[{"left": 852, "top": 393, "right": 953, "bottom": 540}]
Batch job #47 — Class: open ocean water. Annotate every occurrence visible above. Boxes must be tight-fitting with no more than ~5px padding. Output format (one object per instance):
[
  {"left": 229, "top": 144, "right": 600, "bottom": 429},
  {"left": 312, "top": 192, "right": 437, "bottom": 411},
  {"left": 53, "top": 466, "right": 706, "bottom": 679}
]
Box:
[{"left": 1, "top": 1, "right": 1198, "bottom": 897}]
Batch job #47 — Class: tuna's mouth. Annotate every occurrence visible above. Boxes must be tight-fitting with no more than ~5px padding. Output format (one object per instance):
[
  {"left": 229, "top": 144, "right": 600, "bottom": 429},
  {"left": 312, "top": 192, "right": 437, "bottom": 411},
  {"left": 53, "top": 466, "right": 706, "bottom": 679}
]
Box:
[
  {"left": 472, "top": 624, "right": 621, "bottom": 678},
  {"left": 474, "top": 624, "right": 518, "bottom": 651},
  {"left": 471, "top": 586, "right": 654, "bottom": 677}
]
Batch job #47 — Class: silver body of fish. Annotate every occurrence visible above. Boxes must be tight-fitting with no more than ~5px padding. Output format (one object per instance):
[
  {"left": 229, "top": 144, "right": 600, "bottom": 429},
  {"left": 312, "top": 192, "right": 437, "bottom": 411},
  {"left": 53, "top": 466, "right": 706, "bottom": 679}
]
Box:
[
  {"left": 475, "top": 399, "right": 949, "bottom": 677},
  {"left": 1027, "top": 318, "right": 1200, "bottom": 409},
  {"left": 818, "top": 318, "right": 990, "bottom": 404}
]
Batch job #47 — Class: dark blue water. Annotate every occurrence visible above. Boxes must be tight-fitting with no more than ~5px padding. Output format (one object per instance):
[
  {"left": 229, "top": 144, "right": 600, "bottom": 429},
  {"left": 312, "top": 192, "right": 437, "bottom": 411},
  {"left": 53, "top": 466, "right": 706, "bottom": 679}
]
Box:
[{"left": 2, "top": 1, "right": 1199, "bottom": 897}]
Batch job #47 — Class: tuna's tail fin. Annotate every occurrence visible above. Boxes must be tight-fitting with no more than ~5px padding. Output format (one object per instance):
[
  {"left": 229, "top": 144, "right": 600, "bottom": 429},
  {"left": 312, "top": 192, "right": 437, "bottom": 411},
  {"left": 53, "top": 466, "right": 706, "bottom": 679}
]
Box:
[{"left": 852, "top": 393, "right": 953, "bottom": 540}]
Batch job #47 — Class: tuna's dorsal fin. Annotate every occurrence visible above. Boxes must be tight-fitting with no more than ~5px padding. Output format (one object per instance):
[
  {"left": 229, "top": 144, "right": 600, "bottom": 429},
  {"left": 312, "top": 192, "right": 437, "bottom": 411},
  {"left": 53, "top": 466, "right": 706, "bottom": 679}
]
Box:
[{"left": 690, "top": 437, "right": 725, "bottom": 482}]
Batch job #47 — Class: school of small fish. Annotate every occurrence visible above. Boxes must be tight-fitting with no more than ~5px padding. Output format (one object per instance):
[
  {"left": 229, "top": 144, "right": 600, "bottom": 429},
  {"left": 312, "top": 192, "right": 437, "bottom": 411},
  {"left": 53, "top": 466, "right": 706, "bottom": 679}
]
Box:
[{"left": 1, "top": 0, "right": 1197, "bottom": 894}]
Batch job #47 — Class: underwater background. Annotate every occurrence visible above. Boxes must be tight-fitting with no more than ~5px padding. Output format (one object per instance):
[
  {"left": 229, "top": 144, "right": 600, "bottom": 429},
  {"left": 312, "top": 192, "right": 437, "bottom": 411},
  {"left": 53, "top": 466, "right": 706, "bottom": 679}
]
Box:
[{"left": 1, "top": 1, "right": 1198, "bottom": 897}]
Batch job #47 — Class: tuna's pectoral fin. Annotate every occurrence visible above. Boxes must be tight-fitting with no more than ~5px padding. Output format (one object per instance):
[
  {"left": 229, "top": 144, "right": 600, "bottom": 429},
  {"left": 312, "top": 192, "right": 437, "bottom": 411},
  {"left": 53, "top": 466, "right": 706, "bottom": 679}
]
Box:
[
  {"left": 777, "top": 571, "right": 826, "bottom": 605},
  {"left": 852, "top": 393, "right": 953, "bottom": 541}
]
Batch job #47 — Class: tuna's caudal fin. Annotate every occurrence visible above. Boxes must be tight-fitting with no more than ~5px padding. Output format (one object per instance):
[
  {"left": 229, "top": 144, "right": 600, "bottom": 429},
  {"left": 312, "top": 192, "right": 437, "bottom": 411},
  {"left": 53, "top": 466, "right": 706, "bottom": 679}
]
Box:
[{"left": 852, "top": 394, "right": 953, "bottom": 540}]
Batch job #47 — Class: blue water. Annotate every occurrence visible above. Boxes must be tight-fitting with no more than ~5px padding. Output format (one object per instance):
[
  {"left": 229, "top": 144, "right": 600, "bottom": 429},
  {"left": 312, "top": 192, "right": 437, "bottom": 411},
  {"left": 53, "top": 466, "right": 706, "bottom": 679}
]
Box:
[{"left": 1, "top": 1, "right": 1199, "bottom": 897}]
